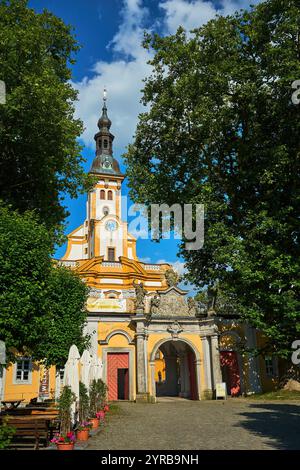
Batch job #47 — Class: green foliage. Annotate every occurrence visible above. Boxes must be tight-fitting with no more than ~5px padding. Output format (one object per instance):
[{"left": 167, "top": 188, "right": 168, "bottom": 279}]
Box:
[
  {"left": 0, "top": 416, "right": 15, "bottom": 449},
  {"left": 58, "top": 385, "right": 76, "bottom": 436},
  {"left": 35, "top": 266, "right": 90, "bottom": 367},
  {"left": 89, "top": 379, "right": 98, "bottom": 418},
  {"left": 0, "top": 204, "right": 53, "bottom": 356},
  {"left": 78, "top": 381, "right": 89, "bottom": 423},
  {"left": 96, "top": 378, "right": 108, "bottom": 406},
  {"left": 195, "top": 287, "right": 238, "bottom": 317},
  {"left": 0, "top": 2, "right": 91, "bottom": 366},
  {"left": 124, "top": 0, "right": 300, "bottom": 357},
  {"left": 0, "top": 204, "right": 89, "bottom": 365},
  {"left": 0, "top": 0, "right": 92, "bottom": 232},
  {"left": 89, "top": 379, "right": 108, "bottom": 417}
]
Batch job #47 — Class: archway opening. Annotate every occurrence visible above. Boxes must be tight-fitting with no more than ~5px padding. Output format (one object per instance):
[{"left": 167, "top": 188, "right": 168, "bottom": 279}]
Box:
[{"left": 154, "top": 340, "right": 197, "bottom": 400}]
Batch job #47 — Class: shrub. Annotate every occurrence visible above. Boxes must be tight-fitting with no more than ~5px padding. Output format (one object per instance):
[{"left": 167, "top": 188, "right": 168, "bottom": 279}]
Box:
[
  {"left": 89, "top": 379, "right": 108, "bottom": 417},
  {"left": 79, "top": 381, "right": 89, "bottom": 423},
  {"left": 0, "top": 417, "right": 15, "bottom": 449},
  {"left": 58, "top": 385, "right": 76, "bottom": 435}
]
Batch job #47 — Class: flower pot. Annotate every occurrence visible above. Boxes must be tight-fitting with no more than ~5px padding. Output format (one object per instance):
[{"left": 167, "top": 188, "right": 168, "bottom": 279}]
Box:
[
  {"left": 76, "top": 429, "right": 89, "bottom": 441},
  {"left": 90, "top": 417, "right": 99, "bottom": 429},
  {"left": 56, "top": 442, "right": 74, "bottom": 451}
]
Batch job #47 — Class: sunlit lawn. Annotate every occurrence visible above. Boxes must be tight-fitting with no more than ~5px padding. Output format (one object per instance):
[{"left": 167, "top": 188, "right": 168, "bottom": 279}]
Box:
[{"left": 245, "top": 390, "right": 300, "bottom": 400}]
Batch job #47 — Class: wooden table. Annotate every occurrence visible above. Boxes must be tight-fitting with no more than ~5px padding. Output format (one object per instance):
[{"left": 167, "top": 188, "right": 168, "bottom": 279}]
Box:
[
  {"left": 1, "top": 399, "right": 24, "bottom": 410},
  {"left": 2, "top": 414, "right": 58, "bottom": 421}
]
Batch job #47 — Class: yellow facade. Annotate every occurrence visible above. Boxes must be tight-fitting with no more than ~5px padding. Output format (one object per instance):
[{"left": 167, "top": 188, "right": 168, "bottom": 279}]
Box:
[{"left": 3, "top": 362, "right": 56, "bottom": 403}]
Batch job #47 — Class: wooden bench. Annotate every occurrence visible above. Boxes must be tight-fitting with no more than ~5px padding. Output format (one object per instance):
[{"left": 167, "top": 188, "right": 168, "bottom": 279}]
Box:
[{"left": 2, "top": 418, "right": 51, "bottom": 450}]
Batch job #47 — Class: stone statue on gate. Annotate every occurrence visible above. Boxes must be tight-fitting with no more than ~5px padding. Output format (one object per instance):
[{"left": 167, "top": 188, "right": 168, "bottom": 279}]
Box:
[
  {"left": 133, "top": 281, "right": 147, "bottom": 310},
  {"left": 187, "top": 297, "right": 199, "bottom": 317},
  {"left": 150, "top": 294, "right": 160, "bottom": 316},
  {"left": 165, "top": 268, "right": 180, "bottom": 287},
  {"left": 207, "top": 285, "right": 218, "bottom": 316}
]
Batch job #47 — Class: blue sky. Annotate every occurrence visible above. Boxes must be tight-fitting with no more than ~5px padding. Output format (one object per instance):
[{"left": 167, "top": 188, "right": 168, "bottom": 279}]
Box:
[{"left": 28, "top": 0, "right": 261, "bottom": 276}]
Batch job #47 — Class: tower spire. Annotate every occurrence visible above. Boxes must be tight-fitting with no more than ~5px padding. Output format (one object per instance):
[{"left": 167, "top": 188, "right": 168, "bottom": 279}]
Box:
[
  {"left": 90, "top": 88, "right": 122, "bottom": 176},
  {"left": 97, "top": 87, "right": 111, "bottom": 132}
]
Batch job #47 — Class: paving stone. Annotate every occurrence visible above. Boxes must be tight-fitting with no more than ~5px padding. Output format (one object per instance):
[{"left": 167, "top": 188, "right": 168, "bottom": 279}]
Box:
[{"left": 85, "top": 398, "right": 300, "bottom": 450}]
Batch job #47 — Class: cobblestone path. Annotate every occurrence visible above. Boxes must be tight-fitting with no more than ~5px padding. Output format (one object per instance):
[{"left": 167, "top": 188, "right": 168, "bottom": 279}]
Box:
[{"left": 86, "top": 398, "right": 300, "bottom": 450}]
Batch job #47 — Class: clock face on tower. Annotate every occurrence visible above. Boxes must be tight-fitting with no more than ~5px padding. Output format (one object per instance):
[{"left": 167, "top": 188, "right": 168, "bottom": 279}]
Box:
[{"left": 105, "top": 220, "right": 117, "bottom": 232}]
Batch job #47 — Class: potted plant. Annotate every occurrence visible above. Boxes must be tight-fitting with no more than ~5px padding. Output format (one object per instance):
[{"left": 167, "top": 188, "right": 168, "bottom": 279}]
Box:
[
  {"left": 96, "top": 410, "right": 105, "bottom": 422},
  {"left": 89, "top": 379, "right": 99, "bottom": 428},
  {"left": 96, "top": 379, "right": 108, "bottom": 411},
  {"left": 54, "top": 386, "right": 76, "bottom": 450},
  {"left": 51, "top": 432, "right": 76, "bottom": 451},
  {"left": 103, "top": 403, "right": 110, "bottom": 413},
  {"left": 78, "top": 382, "right": 89, "bottom": 423},
  {"left": 76, "top": 421, "right": 92, "bottom": 441}
]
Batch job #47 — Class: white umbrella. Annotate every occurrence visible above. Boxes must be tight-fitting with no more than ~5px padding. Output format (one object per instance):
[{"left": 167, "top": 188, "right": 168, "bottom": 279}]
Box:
[
  {"left": 88, "top": 355, "right": 97, "bottom": 384},
  {"left": 95, "top": 358, "right": 103, "bottom": 380},
  {"left": 80, "top": 350, "right": 91, "bottom": 392},
  {"left": 63, "top": 345, "right": 80, "bottom": 422}
]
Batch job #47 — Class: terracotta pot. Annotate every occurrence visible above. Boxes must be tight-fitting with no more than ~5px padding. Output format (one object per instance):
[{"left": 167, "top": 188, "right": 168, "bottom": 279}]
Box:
[
  {"left": 90, "top": 417, "right": 99, "bottom": 429},
  {"left": 56, "top": 442, "right": 74, "bottom": 451},
  {"left": 76, "top": 429, "right": 89, "bottom": 441}
]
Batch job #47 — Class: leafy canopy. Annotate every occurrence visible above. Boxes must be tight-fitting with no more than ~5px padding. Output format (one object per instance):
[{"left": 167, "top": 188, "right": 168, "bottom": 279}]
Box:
[
  {"left": 0, "top": 0, "right": 90, "bottom": 233},
  {"left": 0, "top": 204, "right": 89, "bottom": 366},
  {"left": 124, "top": 0, "right": 300, "bottom": 356}
]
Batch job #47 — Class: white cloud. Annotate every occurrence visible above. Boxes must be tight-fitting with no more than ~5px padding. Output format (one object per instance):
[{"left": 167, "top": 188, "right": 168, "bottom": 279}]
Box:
[
  {"left": 159, "top": 0, "right": 218, "bottom": 33},
  {"left": 72, "top": 57, "right": 150, "bottom": 153},
  {"left": 157, "top": 259, "right": 186, "bottom": 276},
  {"left": 72, "top": 0, "right": 262, "bottom": 155},
  {"left": 139, "top": 256, "right": 152, "bottom": 263},
  {"left": 159, "top": 0, "right": 263, "bottom": 34},
  {"left": 72, "top": 0, "right": 152, "bottom": 153}
]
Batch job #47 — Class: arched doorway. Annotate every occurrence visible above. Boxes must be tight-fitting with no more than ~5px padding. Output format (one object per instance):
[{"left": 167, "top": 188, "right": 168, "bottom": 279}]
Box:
[{"left": 152, "top": 340, "right": 198, "bottom": 400}]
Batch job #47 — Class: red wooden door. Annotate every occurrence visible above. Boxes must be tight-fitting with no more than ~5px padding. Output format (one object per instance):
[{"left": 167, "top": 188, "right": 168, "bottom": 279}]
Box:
[
  {"left": 220, "top": 351, "right": 241, "bottom": 396},
  {"left": 107, "top": 353, "right": 129, "bottom": 401},
  {"left": 187, "top": 351, "right": 197, "bottom": 400}
]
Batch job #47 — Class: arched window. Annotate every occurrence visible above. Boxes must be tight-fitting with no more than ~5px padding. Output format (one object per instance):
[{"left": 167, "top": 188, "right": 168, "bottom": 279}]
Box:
[
  {"left": 108, "top": 190, "right": 113, "bottom": 200},
  {"left": 100, "top": 190, "right": 105, "bottom": 200}
]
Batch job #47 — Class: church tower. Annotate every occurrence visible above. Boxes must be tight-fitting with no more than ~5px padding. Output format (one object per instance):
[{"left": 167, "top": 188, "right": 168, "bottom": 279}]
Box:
[
  {"left": 86, "top": 89, "right": 127, "bottom": 260},
  {"left": 62, "top": 90, "right": 138, "bottom": 262}
]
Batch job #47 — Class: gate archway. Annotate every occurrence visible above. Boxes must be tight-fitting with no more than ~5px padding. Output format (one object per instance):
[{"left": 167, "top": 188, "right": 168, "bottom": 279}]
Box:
[{"left": 150, "top": 338, "right": 201, "bottom": 401}]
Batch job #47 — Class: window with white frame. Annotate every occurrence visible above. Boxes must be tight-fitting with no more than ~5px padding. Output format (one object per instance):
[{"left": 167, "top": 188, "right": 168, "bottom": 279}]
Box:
[
  {"left": 265, "top": 356, "right": 275, "bottom": 376},
  {"left": 15, "top": 358, "right": 31, "bottom": 382}
]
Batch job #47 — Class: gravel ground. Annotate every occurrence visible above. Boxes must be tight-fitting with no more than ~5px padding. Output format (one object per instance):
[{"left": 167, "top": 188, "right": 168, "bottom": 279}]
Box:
[{"left": 86, "top": 397, "right": 300, "bottom": 450}]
